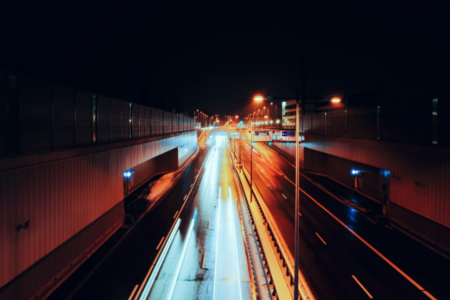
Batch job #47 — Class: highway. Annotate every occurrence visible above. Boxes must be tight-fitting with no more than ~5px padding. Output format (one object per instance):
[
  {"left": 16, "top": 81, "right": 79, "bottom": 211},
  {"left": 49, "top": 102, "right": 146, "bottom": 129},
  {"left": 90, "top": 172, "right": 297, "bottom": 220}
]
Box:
[
  {"left": 48, "top": 129, "right": 252, "bottom": 300},
  {"left": 47, "top": 126, "right": 450, "bottom": 300},
  {"left": 233, "top": 131, "right": 450, "bottom": 300}
]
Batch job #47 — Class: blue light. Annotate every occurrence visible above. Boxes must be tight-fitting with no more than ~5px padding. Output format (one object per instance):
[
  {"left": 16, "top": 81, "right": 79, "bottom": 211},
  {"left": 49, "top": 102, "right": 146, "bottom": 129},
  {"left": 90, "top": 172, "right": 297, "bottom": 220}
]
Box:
[
  {"left": 350, "top": 207, "right": 357, "bottom": 213},
  {"left": 251, "top": 141, "right": 255, "bottom": 146},
  {"left": 123, "top": 170, "right": 132, "bottom": 178},
  {"left": 286, "top": 142, "right": 290, "bottom": 145},
  {"left": 268, "top": 142, "right": 272, "bottom": 146},
  {"left": 351, "top": 169, "right": 360, "bottom": 175}
]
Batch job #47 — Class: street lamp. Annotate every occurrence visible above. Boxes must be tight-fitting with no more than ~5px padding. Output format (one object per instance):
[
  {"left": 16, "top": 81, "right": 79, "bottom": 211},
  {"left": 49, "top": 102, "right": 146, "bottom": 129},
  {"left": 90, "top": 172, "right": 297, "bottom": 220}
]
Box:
[
  {"left": 331, "top": 97, "right": 341, "bottom": 103},
  {"left": 253, "top": 96, "right": 280, "bottom": 128}
]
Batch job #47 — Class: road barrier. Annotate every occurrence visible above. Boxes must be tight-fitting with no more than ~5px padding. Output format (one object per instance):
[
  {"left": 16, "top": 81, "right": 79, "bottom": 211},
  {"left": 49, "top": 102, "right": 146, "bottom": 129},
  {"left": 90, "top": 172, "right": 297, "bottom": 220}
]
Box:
[{"left": 229, "top": 139, "right": 315, "bottom": 300}]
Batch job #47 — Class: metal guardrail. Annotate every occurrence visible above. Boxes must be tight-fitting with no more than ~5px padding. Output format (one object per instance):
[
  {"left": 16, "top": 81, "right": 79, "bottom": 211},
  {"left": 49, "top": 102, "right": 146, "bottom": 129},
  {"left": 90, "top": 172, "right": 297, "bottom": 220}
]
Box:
[{"left": 228, "top": 129, "right": 314, "bottom": 300}]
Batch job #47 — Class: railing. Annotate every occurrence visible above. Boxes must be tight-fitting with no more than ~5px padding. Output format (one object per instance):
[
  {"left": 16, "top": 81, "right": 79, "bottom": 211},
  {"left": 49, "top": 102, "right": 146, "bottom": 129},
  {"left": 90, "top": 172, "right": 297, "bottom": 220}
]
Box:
[
  {"left": 0, "top": 73, "right": 195, "bottom": 156},
  {"left": 245, "top": 98, "right": 449, "bottom": 147}
]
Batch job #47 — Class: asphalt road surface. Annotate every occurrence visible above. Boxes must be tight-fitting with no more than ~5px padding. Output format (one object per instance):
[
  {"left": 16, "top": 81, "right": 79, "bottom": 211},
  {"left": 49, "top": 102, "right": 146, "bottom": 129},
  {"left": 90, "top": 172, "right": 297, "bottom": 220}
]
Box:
[
  {"left": 232, "top": 132, "right": 450, "bottom": 300},
  {"left": 49, "top": 128, "right": 251, "bottom": 300}
]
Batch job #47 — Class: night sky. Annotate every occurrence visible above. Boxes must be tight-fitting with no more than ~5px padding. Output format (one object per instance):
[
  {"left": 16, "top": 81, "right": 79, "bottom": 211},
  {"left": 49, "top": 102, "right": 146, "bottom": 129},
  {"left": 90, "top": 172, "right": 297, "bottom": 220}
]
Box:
[{"left": 1, "top": 1, "right": 448, "bottom": 116}]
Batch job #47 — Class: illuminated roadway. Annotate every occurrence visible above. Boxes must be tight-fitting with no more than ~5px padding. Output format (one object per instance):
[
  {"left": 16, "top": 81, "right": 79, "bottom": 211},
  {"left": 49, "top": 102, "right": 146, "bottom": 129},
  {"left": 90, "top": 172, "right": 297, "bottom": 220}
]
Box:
[
  {"left": 235, "top": 132, "right": 450, "bottom": 300},
  {"left": 47, "top": 127, "right": 450, "bottom": 300},
  {"left": 48, "top": 128, "right": 251, "bottom": 300}
]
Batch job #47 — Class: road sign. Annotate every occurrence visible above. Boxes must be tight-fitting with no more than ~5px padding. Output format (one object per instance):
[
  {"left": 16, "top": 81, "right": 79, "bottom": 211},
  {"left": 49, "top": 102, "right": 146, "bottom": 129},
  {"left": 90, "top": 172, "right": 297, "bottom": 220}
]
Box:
[
  {"left": 252, "top": 130, "right": 272, "bottom": 141},
  {"left": 281, "top": 131, "right": 296, "bottom": 141}
]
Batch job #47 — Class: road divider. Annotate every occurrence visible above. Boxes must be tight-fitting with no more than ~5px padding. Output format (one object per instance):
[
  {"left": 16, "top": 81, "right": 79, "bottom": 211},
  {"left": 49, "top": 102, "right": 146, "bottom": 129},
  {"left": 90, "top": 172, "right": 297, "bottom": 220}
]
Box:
[{"left": 229, "top": 145, "right": 314, "bottom": 300}]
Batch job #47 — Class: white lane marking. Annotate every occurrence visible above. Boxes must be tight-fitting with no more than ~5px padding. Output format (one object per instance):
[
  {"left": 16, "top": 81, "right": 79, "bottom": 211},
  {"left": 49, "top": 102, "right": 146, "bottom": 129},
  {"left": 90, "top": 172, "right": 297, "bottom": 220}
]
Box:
[
  {"left": 156, "top": 236, "right": 165, "bottom": 250},
  {"left": 352, "top": 275, "right": 373, "bottom": 299},
  {"left": 184, "top": 194, "right": 188, "bottom": 201},
  {"left": 282, "top": 193, "right": 287, "bottom": 199},
  {"left": 173, "top": 211, "right": 178, "bottom": 219},
  {"left": 283, "top": 174, "right": 436, "bottom": 299},
  {"left": 229, "top": 186, "right": 243, "bottom": 300},
  {"left": 128, "top": 285, "right": 139, "bottom": 300},
  {"left": 315, "top": 232, "right": 327, "bottom": 245},
  {"left": 201, "top": 251, "right": 206, "bottom": 269},
  {"left": 213, "top": 187, "right": 222, "bottom": 300}
]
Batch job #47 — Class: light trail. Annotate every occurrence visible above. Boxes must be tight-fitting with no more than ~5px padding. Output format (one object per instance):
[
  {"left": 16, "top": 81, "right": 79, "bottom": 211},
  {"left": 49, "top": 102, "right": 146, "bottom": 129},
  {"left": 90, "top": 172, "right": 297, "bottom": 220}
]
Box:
[
  {"left": 352, "top": 275, "right": 373, "bottom": 299},
  {"left": 156, "top": 236, "right": 165, "bottom": 250},
  {"left": 229, "top": 186, "right": 243, "bottom": 300},
  {"left": 283, "top": 172, "right": 437, "bottom": 299},
  {"left": 212, "top": 186, "right": 221, "bottom": 300},
  {"left": 138, "top": 219, "right": 181, "bottom": 300},
  {"left": 128, "top": 285, "right": 139, "bottom": 300},
  {"left": 315, "top": 232, "right": 327, "bottom": 245},
  {"left": 166, "top": 208, "right": 198, "bottom": 300}
]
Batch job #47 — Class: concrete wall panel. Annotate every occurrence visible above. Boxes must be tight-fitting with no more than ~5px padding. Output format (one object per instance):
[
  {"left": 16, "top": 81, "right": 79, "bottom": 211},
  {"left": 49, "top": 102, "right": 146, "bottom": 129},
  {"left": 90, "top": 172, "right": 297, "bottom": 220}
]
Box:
[
  {"left": 0, "top": 130, "right": 197, "bottom": 290},
  {"left": 303, "top": 135, "right": 450, "bottom": 228}
]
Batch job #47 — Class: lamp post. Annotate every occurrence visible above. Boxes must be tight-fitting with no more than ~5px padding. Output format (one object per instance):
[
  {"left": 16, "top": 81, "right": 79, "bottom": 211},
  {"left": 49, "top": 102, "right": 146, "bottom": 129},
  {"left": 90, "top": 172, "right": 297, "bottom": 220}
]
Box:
[
  {"left": 250, "top": 113, "right": 254, "bottom": 203},
  {"left": 294, "top": 87, "right": 300, "bottom": 300},
  {"left": 254, "top": 91, "right": 301, "bottom": 299}
]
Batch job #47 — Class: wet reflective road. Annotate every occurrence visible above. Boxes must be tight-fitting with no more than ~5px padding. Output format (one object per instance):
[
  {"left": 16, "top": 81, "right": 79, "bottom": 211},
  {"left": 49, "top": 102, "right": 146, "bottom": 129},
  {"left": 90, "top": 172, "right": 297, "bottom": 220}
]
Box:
[
  {"left": 49, "top": 129, "right": 251, "bottom": 300},
  {"left": 143, "top": 131, "right": 251, "bottom": 299},
  {"left": 233, "top": 130, "right": 450, "bottom": 300}
]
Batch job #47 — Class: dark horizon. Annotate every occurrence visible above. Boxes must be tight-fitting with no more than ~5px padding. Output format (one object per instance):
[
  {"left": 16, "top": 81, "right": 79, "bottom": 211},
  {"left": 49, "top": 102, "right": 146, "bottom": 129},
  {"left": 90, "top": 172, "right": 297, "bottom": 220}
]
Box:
[{"left": 1, "top": 1, "right": 448, "bottom": 117}]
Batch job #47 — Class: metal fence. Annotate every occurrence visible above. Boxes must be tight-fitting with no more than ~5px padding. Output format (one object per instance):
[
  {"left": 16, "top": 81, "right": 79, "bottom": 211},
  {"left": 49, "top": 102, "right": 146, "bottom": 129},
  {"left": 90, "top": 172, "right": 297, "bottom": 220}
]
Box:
[
  {"left": 0, "top": 73, "right": 195, "bottom": 156},
  {"left": 252, "top": 98, "right": 449, "bottom": 147}
]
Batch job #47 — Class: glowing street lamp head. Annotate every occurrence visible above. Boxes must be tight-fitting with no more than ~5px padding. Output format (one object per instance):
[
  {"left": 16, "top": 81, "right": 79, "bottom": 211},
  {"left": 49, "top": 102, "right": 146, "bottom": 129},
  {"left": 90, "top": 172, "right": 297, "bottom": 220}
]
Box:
[
  {"left": 254, "top": 95, "right": 264, "bottom": 102},
  {"left": 331, "top": 97, "right": 342, "bottom": 103}
]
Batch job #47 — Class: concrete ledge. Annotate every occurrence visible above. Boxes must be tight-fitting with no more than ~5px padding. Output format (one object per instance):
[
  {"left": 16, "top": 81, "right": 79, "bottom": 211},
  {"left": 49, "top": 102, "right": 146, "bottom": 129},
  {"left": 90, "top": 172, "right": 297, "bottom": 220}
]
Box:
[
  {"left": 304, "top": 133, "right": 450, "bottom": 156},
  {"left": 0, "top": 130, "right": 196, "bottom": 173}
]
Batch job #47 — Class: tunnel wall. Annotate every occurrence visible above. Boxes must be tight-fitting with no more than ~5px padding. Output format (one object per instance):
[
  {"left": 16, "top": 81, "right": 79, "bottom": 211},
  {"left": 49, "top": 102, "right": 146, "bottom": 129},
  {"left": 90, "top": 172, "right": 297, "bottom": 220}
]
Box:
[
  {"left": 303, "top": 149, "right": 388, "bottom": 202},
  {"left": 270, "top": 141, "right": 305, "bottom": 168},
  {"left": 302, "top": 134, "right": 450, "bottom": 253},
  {"left": 0, "top": 130, "right": 197, "bottom": 300}
]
